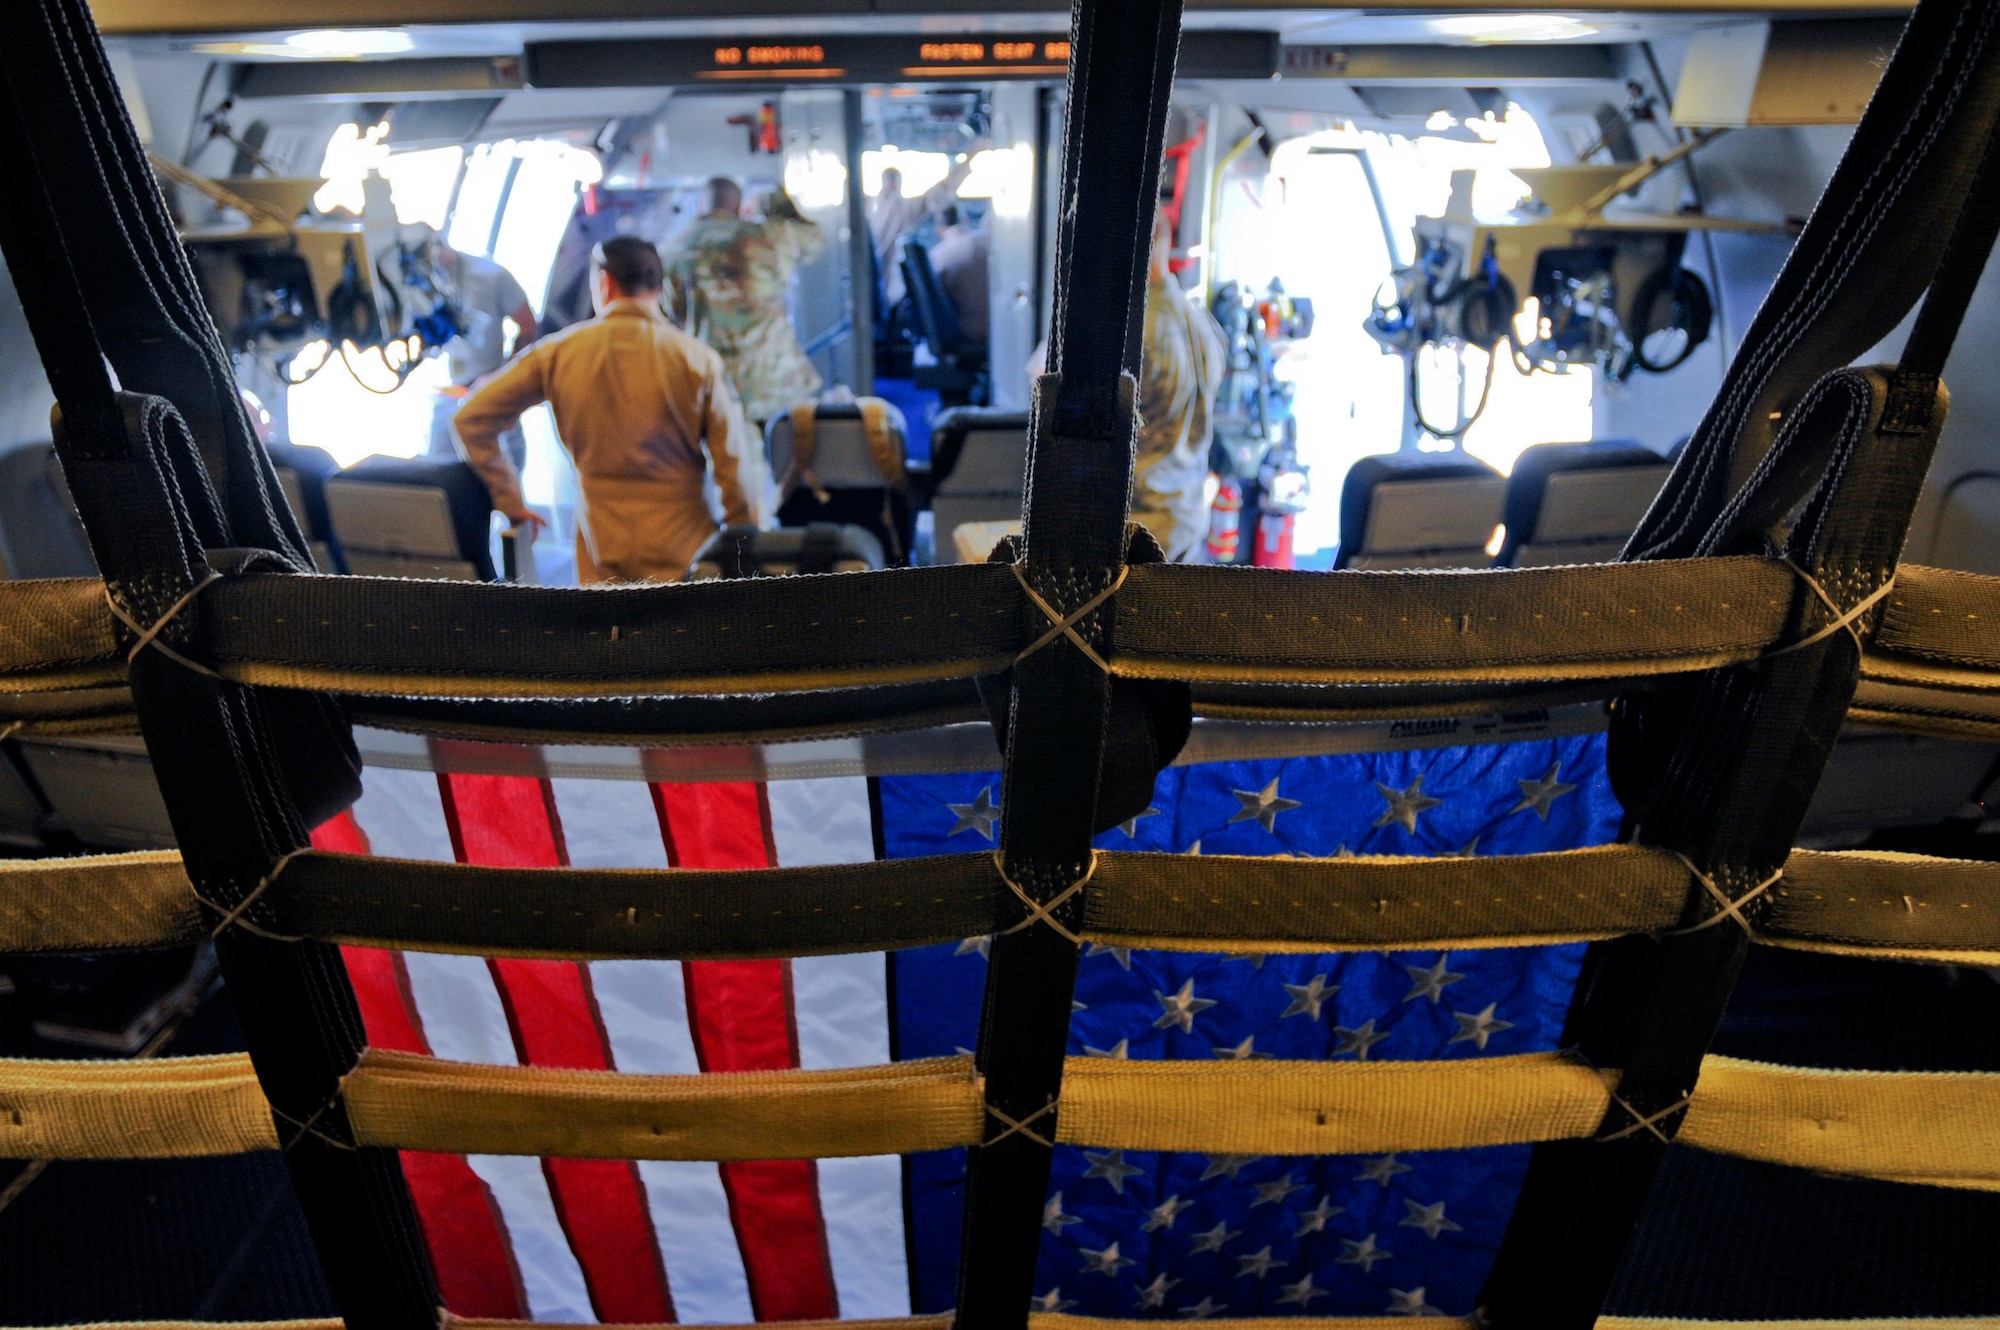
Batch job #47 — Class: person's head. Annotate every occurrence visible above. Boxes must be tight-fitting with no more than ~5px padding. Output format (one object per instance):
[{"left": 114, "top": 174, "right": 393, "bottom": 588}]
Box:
[
  {"left": 940, "top": 204, "right": 961, "bottom": 230},
  {"left": 880, "top": 166, "right": 904, "bottom": 199},
  {"left": 591, "top": 235, "right": 664, "bottom": 311},
  {"left": 1150, "top": 208, "right": 1175, "bottom": 280},
  {"left": 700, "top": 176, "right": 743, "bottom": 218}
]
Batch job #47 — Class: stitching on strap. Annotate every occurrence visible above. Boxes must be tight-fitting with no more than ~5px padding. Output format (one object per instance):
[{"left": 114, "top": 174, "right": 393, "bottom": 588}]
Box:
[
  {"left": 191, "top": 846, "right": 309, "bottom": 942},
  {"left": 994, "top": 849, "right": 1099, "bottom": 945},
  {"left": 1666, "top": 851, "right": 1784, "bottom": 937},
  {"left": 1011, "top": 562, "right": 1128, "bottom": 672},
  {"left": 105, "top": 570, "right": 224, "bottom": 679},
  {"left": 985, "top": 1097, "right": 1058, "bottom": 1149},
  {"left": 1764, "top": 560, "right": 1896, "bottom": 660}
]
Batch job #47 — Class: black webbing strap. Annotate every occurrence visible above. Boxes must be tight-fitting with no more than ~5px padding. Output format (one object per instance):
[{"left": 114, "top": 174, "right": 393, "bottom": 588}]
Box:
[
  {"left": 0, "top": 3, "right": 439, "bottom": 1325},
  {"left": 956, "top": 0, "right": 1184, "bottom": 1319},
  {"left": 1484, "top": 1, "right": 2000, "bottom": 1322}
]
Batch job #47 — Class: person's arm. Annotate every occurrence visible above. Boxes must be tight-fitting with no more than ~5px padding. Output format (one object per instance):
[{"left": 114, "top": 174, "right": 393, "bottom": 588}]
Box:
[
  {"left": 763, "top": 188, "right": 828, "bottom": 267},
  {"left": 452, "top": 347, "right": 549, "bottom": 529},
  {"left": 701, "top": 365, "right": 765, "bottom": 529},
  {"left": 497, "top": 267, "right": 540, "bottom": 355}
]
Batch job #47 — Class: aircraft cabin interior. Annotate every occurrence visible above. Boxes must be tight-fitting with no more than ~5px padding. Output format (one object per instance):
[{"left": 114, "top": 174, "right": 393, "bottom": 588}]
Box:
[{"left": 3, "top": 0, "right": 2000, "bottom": 1325}]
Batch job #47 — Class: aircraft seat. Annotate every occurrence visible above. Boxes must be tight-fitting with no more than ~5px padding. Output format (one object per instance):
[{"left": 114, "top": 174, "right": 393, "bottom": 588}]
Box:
[
  {"left": 14, "top": 734, "right": 175, "bottom": 850},
  {"left": 1334, "top": 451, "right": 1507, "bottom": 570},
  {"left": 769, "top": 400, "right": 915, "bottom": 565},
  {"left": 324, "top": 456, "right": 498, "bottom": 581},
  {"left": 264, "top": 439, "right": 347, "bottom": 573},
  {"left": 0, "top": 442, "right": 95, "bottom": 579},
  {"left": 901, "top": 240, "right": 989, "bottom": 403},
  {"left": 688, "top": 522, "right": 885, "bottom": 579},
  {"left": 927, "top": 408, "right": 1029, "bottom": 563},
  {"left": 1502, "top": 439, "right": 1671, "bottom": 567},
  {"left": 1926, "top": 471, "right": 2000, "bottom": 574}
]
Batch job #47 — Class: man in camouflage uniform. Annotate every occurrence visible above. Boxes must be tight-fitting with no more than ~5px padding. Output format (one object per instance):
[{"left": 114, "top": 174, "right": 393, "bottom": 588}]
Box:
[
  {"left": 1134, "top": 209, "right": 1226, "bottom": 560},
  {"left": 665, "top": 177, "right": 827, "bottom": 425}
]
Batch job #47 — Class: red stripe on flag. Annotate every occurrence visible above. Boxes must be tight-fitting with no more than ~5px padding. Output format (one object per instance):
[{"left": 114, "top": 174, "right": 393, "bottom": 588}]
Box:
[
  {"left": 325, "top": 807, "right": 530, "bottom": 1320},
  {"left": 439, "top": 773, "right": 677, "bottom": 1324},
  {"left": 652, "top": 781, "right": 838, "bottom": 1321}
]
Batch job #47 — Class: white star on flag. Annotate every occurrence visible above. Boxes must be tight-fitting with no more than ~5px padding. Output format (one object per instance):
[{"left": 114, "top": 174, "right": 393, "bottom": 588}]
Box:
[
  {"left": 945, "top": 787, "right": 1001, "bottom": 839},
  {"left": 1153, "top": 977, "right": 1218, "bottom": 1033},
  {"left": 1510, "top": 761, "right": 1577, "bottom": 821},
  {"left": 1228, "top": 778, "right": 1302, "bottom": 833},
  {"left": 1374, "top": 775, "right": 1443, "bottom": 833}
]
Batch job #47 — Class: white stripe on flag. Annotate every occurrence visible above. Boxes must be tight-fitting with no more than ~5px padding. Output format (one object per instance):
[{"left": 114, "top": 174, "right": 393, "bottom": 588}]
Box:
[
  {"left": 765, "top": 776, "right": 876, "bottom": 867},
  {"left": 817, "top": 1155, "right": 912, "bottom": 1318},
  {"left": 589, "top": 960, "right": 702, "bottom": 1076},
  {"left": 400, "top": 952, "right": 518, "bottom": 1067},
  {"left": 465, "top": 1153, "right": 599, "bottom": 1324},
  {"left": 350, "top": 766, "right": 454, "bottom": 861},
  {"left": 767, "top": 777, "right": 910, "bottom": 1316},
  {"left": 402, "top": 952, "right": 598, "bottom": 1322},
  {"left": 591, "top": 958, "right": 756, "bottom": 1318},
  {"left": 548, "top": 776, "right": 670, "bottom": 869},
  {"left": 637, "top": 1160, "right": 758, "bottom": 1323}
]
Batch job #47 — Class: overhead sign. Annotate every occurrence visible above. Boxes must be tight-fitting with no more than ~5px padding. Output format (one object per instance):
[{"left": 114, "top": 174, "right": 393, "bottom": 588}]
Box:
[{"left": 524, "top": 32, "right": 1278, "bottom": 87}]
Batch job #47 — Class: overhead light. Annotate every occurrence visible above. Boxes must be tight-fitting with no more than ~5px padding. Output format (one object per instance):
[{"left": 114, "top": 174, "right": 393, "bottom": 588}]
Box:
[
  {"left": 1428, "top": 14, "right": 1601, "bottom": 42},
  {"left": 192, "top": 29, "right": 415, "bottom": 59}
]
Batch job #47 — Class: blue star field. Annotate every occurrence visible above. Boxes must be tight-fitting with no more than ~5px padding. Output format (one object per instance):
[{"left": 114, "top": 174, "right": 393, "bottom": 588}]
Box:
[{"left": 879, "top": 732, "right": 1622, "bottom": 1318}]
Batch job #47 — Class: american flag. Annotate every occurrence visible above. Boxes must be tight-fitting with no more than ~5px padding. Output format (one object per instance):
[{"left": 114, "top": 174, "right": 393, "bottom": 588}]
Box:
[{"left": 317, "top": 727, "right": 1619, "bottom": 1322}]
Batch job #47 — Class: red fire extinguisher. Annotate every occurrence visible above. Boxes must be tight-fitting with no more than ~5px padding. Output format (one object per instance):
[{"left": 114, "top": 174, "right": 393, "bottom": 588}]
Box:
[
  {"left": 1252, "top": 461, "right": 1310, "bottom": 570},
  {"left": 1206, "top": 477, "right": 1242, "bottom": 563}
]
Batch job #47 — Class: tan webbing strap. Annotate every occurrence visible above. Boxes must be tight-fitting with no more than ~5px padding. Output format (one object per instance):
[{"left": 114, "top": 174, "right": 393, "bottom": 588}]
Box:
[
  {"left": 781, "top": 404, "right": 826, "bottom": 503},
  {"left": 4, "top": 1321, "right": 347, "bottom": 1330},
  {"left": 1598, "top": 1321, "right": 2000, "bottom": 1329},
  {"left": 1054, "top": 1051, "right": 1616, "bottom": 1156},
  {"left": 1031, "top": 1317, "right": 1473, "bottom": 1330},
  {"left": 0, "top": 577, "right": 125, "bottom": 693},
  {"left": 0, "top": 850, "right": 200, "bottom": 953},
  {"left": 1870, "top": 563, "right": 2000, "bottom": 676},
  {"left": 1764, "top": 559, "right": 1897, "bottom": 661},
  {"left": 1765, "top": 848, "right": 2000, "bottom": 965},
  {"left": 1013, "top": 562, "right": 1127, "bottom": 671},
  {"left": 339, "top": 1048, "right": 984, "bottom": 1161},
  {"left": 858, "top": 397, "right": 908, "bottom": 488},
  {"left": 1679, "top": 1055, "right": 2000, "bottom": 1192},
  {"left": 1085, "top": 844, "right": 1693, "bottom": 953},
  {"left": 1111, "top": 557, "right": 1798, "bottom": 685},
  {"left": 0, "top": 1053, "right": 279, "bottom": 1158}
]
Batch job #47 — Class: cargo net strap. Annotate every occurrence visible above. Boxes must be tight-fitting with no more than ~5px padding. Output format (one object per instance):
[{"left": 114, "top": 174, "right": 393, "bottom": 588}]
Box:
[
  {"left": 11, "top": 845, "right": 2000, "bottom": 967},
  {"left": 3, "top": 1314, "right": 1992, "bottom": 1330},
  {"left": 9, "top": 1046, "right": 1998, "bottom": 1196}
]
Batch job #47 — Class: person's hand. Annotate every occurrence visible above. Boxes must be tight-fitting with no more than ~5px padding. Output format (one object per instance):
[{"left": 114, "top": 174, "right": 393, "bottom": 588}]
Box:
[{"left": 507, "top": 510, "right": 549, "bottom": 540}]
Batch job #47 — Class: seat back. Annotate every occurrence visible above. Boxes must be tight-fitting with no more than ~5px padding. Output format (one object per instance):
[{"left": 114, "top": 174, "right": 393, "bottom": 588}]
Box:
[
  {"left": 15, "top": 735, "right": 176, "bottom": 850},
  {"left": 1336, "top": 452, "right": 1506, "bottom": 570},
  {"left": 930, "top": 409, "right": 1029, "bottom": 561},
  {"left": 1503, "top": 439, "right": 1670, "bottom": 567},
  {"left": 0, "top": 443, "right": 95, "bottom": 578},
  {"left": 323, "top": 456, "right": 498, "bottom": 580},
  {"left": 1927, "top": 472, "right": 2000, "bottom": 574},
  {"left": 771, "top": 402, "right": 914, "bottom": 564},
  {"left": 688, "top": 522, "right": 886, "bottom": 580},
  {"left": 901, "top": 240, "right": 968, "bottom": 362}
]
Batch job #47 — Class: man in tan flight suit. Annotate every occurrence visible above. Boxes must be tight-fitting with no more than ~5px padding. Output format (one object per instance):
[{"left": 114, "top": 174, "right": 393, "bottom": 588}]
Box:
[
  {"left": 1133, "top": 210, "right": 1226, "bottom": 560},
  {"left": 454, "top": 235, "right": 765, "bottom": 584},
  {"left": 664, "top": 177, "right": 827, "bottom": 425}
]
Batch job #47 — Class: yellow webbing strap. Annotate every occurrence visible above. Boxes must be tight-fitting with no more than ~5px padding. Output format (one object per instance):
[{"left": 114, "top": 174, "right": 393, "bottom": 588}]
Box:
[
  {"left": 1054, "top": 1052, "right": 1611, "bottom": 1156},
  {"left": 339, "top": 1048, "right": 984, "bottom": 1161},
  {"left": 0, "top": 1053, "right": 277, "bottom": 1158},
  {"left": 1770, "top": 849, "right": 2000, "bottom": 966},
  {"left": 1599, "top": 1321, "right": 2000, "bottom": 1329},
  {"left": 0, "top": 850, "right": 199, "bottom": 953},
  {"left": 857, "top": 397, "right": 907, "bottom": 488},
  {"left": 1678, "top": 1054, "right": 2000, "bottom": 1192},
  {"left": 8, "top": 1048, "right": 2000, "bottom": 1192}
]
